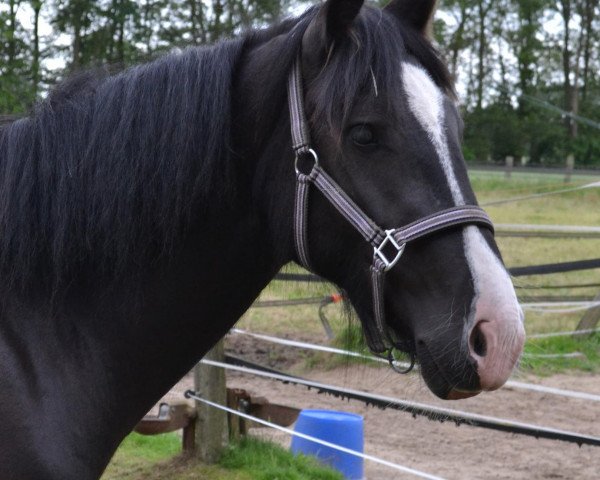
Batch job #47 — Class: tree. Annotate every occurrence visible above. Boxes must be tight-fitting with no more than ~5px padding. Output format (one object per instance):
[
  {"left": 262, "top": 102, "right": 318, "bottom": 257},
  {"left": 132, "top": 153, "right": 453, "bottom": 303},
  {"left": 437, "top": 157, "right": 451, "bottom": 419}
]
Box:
[{"left": 0, "top": 0, "right": 35, "bottom": 112}]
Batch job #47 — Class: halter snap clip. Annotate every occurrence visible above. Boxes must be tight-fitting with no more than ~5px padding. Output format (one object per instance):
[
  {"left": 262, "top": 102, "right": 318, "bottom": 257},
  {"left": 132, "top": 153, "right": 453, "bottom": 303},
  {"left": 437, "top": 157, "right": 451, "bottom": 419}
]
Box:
[{"left": 374, "top": 230, "right": 406, "bottom": 271}]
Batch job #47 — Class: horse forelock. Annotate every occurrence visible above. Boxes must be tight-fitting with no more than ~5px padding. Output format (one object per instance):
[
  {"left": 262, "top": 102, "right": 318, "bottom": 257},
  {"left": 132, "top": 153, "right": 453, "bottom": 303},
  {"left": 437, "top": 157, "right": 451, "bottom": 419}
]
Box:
[{"left": 305, "top": 6, "right": 454, "bottom": 133}]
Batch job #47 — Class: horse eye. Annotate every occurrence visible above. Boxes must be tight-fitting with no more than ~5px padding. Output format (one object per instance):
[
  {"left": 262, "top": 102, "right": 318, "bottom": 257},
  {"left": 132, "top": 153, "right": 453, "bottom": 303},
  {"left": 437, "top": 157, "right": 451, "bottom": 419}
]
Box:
[{"left": 350, "top": 125, "right": 376, "bottom": 146}]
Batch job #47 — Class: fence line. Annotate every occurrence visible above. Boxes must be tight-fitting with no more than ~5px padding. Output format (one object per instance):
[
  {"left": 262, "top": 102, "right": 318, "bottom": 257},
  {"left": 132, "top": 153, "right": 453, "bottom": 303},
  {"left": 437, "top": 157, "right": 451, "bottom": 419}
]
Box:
[
  {"left": 252, "top": 296, "right": 333, "bottom": 308},
  {"left": 228, "top": 329, "right": 600, "bottom": 402},
  {"left": 275, "top": 257, "right": 600, "bottom": 283},
  {"left": 185, "top": 391, "right": 446, "bottom": 480},
  {"left": 202, "top": 359, "right": 600, "bottom": 447},
  {"left": 497, "top": 223, "right": 600, "bottom": 234},
  {"left": 481, "top": 181, "right": 600, "bottom": 207},
  {"left": 230, "top": 328, "right": 406, "bottom": 368},
  {"left": 529, "top": 328, "right": 600, "bottom": 339},
  {"left": 496, "top": 223, "right": 600, "bottom": 239},
  {"left": 520, "top": 301, "right": 600, "bottom": 313},
  {"left": 516, "top": 282, "right": 600, "bottom": 290}
]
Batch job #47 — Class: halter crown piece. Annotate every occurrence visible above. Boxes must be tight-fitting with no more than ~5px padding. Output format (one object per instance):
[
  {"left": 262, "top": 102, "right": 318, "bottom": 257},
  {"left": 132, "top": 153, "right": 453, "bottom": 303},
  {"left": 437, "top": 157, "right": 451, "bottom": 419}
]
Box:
[{"left": 286, "top": 57, "right": 495, "bottom": 373}]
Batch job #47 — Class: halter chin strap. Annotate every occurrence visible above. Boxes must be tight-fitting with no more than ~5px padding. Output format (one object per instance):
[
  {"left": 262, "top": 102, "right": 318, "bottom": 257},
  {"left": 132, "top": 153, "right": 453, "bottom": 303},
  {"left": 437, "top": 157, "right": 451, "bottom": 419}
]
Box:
[{"left": 287, "top": 57, "right": 494, "bottom": 356}]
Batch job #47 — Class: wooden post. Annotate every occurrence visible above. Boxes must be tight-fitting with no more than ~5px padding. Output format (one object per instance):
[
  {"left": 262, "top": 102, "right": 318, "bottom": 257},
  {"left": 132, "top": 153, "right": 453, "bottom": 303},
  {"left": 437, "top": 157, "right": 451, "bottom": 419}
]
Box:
[
  {"left": 565, "top": 154, "right": 575, "bottom": 183},
  {"left": 182, "top": 421, "right": 196, "bottom": 453},
  {"left": 505, "top": 156, "right": 514, "bottom": 179},
  {"left": 575, "top": 290, "right": 600, "bottom": 335},
  {"left": 193, "top": 340, "right": 228, "bottom": 463}
]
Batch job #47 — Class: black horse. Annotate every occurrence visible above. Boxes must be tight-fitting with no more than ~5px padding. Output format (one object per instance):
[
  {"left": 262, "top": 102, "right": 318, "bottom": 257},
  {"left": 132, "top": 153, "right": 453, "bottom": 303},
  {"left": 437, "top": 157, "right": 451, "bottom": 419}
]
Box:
[{"left": 0, "top": 1, "right": 524, "bottom": 478}]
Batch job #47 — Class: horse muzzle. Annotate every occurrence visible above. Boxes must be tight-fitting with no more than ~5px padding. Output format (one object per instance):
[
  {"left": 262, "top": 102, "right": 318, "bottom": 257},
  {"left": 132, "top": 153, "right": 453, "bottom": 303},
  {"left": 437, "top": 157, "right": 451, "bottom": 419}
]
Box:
[
  {"left": 467, "top": 301, "right": 526, "bottom": 392},
  {"left": 416, "top": 303, "right": 525, "bottom": 400}
]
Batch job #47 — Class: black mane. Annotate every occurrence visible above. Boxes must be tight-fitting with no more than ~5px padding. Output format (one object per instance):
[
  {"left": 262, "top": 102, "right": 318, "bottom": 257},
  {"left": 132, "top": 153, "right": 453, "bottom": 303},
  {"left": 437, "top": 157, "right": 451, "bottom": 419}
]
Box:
[
  {"left": 0, "top": 39, "right": 252, "bottom": 296},
  {"left": 0, "top": 5, "right": 452, "bottom": 299}
]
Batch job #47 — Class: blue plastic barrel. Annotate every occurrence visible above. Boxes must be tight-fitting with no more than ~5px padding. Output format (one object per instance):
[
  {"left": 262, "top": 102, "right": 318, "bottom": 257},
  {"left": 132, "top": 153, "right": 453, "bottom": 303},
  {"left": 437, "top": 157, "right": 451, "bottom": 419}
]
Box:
[{"left": 291, "top": 409, "right": 364, "bottom": 480}]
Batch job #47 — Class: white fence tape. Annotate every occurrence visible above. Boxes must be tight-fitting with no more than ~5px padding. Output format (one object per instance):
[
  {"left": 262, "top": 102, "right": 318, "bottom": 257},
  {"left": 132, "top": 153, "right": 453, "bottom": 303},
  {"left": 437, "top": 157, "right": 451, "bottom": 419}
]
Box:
[
  {"left": 529, "top": 328, "right": 600, "bottom": 339},
  {"left": 231, "top": 328, "right": 410, "bottom": 370},
  {"left": 520, "top": 301, "right": 600, "bottom": 313},
  {"left": 497, "top": 223, "right": 600, "bottom": 234},
  {"left": 482, "top": 181, "right": 600, "bottom": 206}
]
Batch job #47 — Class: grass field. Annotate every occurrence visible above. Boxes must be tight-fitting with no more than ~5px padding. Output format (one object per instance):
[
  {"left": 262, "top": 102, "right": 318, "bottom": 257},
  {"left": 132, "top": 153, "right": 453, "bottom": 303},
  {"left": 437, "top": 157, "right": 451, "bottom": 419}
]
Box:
[{"left": 102, "top": 435, "right": 342, "bottom": 480}]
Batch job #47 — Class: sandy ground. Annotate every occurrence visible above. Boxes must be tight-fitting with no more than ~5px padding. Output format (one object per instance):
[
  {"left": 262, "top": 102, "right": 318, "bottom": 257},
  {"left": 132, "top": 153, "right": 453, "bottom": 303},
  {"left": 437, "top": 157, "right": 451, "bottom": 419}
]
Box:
[{"left": 153, "top": 336, "right": 600, "bottom": 480}]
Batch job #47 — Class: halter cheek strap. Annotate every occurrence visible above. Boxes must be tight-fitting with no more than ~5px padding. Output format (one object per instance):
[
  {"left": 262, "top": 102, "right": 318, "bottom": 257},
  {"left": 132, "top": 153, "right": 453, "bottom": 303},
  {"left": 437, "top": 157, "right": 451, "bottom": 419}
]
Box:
[{"left": 286, "top": 57, "right": 494, "bottom": 357}]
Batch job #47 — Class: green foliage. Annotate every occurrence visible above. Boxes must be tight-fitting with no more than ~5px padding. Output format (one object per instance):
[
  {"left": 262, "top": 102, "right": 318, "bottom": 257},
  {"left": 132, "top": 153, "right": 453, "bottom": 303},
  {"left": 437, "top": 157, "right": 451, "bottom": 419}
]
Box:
[
  {"left": 0, "top": 4, "right": 36, "bottom": 113},
  {"left": 1, "top": 0, "right": 599, "bottom": 163},
  {"left": 464, "top": 104, "right": 527, "bottom": 161}
]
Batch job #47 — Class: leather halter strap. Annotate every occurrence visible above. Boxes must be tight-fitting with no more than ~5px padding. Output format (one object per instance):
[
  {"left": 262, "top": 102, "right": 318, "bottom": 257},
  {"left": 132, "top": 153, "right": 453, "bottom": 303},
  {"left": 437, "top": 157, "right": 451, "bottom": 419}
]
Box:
[{"left": 287, "top": 57, "right": 494, "bottom": 355}]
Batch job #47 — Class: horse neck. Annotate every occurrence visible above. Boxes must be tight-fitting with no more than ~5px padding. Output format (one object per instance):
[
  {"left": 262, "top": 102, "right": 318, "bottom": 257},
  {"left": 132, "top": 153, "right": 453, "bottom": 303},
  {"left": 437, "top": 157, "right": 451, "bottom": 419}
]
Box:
[
  {"left": 230, "top": 38, "right": 298, "bottom": 262},
  {"left": 0, "top": 44, "right": 298, "bottom": 480}
]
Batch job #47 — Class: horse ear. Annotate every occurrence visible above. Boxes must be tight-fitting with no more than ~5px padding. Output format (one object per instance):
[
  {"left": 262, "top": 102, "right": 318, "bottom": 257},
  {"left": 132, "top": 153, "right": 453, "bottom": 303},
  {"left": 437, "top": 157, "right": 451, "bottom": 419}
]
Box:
[
  {"left": 385, "top": 0, "right": 438, "bottom": 38},
  {"left": 323, "top": 0, "right": 364, "bottom": 39},
  {"left": 302, "top": 0, "right": 364, "bottom": 65}
]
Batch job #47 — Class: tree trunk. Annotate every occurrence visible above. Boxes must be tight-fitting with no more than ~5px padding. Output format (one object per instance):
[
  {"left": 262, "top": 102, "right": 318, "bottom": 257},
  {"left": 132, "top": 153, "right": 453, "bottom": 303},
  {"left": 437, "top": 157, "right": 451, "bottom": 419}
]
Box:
[
  {"left": 476, "top": 0, "right": 489, "bottom": 110},
  {"left": 212, "top": 0, "right": 223, "bottom": 41},
  {"left": 73, "top": 22, "right": 82, "bottom": 68},
  {"left": 32, "top": 0, "right": 42, "bottom": 97},
  {"left": 449, "top": 3, "right": 468, "bottom": 83},
  {"left": 8, "top": 0, "right": 19, "bottom": 65},
  {"left": 117, "top": 1, "right": 125, "bottom": 63},
  {"left": 559, "top": 0, "right": 576, "bottom": 138},
  {"left": 581, "top": 0, "right": 599, "bottom": 100}
]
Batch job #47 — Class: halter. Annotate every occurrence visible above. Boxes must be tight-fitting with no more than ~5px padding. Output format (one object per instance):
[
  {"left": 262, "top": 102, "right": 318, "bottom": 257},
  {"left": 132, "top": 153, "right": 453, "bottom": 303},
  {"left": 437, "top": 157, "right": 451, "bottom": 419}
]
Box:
[{"left": 286, "top": 58, "right": 494, "bottom": 370}]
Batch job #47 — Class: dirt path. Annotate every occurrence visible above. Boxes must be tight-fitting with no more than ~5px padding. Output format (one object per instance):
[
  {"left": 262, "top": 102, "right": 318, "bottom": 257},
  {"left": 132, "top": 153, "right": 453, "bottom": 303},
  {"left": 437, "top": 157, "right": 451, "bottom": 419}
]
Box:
[
  {"left": 155, "top": 337, "right": 600, "bottom": 480},
  {"left": 224, "top": 367, "right": 600, "bottom": 480}
]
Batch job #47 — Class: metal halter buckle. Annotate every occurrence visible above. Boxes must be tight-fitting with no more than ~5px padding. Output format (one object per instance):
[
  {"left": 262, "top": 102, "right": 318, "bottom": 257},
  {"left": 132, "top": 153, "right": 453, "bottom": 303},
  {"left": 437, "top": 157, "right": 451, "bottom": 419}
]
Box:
[{"left": 374, "top": 230, "right": 405, "bottom": 271}]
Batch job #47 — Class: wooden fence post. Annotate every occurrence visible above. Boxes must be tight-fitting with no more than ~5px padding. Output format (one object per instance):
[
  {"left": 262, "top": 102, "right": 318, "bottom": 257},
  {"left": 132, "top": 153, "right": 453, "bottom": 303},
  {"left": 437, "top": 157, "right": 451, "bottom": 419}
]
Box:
[
  {"left": 505, "top": 156, "right": 514, "bottom": 179},
  {"left": 565, "top": 154, "right": 575, "bottom": 183},
  {"left": 193, "top": 339, "right": 228, "bottom": 463},
  {"left": 575, "top": 291, "right": 600, "bottom": 335}
]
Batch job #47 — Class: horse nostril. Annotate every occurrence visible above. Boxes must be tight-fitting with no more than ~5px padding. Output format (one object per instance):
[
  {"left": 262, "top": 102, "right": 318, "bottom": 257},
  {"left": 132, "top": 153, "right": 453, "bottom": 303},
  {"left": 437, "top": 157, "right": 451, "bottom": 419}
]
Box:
[{"left": 470, "top": 322, "right": 487, "bottom": 357}]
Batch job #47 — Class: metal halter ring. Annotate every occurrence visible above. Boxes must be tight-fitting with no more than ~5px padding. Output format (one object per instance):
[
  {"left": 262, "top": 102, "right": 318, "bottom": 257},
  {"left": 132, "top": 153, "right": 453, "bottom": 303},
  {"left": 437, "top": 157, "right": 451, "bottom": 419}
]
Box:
[
  {"left": 388, "top": 349, "right": 416, "bottom": 374},
  {"left": 294, "top": 148, "right": 319, "bottom": 176}
]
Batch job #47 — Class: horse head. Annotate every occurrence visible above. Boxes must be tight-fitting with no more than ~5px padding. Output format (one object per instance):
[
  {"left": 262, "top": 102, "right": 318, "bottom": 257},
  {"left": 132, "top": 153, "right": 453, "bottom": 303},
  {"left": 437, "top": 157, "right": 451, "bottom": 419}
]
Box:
[{"left": 284, "top": 0, "right": 525, "bottom": 399}]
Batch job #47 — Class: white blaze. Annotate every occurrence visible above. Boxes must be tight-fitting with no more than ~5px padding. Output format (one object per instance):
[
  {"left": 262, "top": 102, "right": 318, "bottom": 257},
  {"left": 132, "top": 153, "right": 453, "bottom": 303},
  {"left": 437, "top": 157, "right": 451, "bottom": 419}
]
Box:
[{"left": 401, "top": 62, "right": 521, "bottom": 327}]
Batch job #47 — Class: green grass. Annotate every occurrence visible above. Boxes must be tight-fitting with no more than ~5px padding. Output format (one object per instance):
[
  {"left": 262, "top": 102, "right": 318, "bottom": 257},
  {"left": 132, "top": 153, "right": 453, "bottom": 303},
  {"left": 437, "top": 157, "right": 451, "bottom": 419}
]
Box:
[
  {"left": 102, "top": 432, "right": 182, "bottom": 480},
  {"left": 220, "top": 437, "right": 343, "bottom": 480},
  {"left": 102, "top": 434, "right": 343, "bottom": 480},
  {"left": 521, "top": 334, "right": 600, "bottom": 375}
]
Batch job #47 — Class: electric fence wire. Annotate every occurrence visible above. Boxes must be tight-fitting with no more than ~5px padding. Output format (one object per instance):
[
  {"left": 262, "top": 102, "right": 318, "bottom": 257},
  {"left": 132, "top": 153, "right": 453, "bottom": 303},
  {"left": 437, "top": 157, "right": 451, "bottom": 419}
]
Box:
[
  {"left": 228, "top": 329, "right": 600, "bottom": 402},
  {"left": 184, "top": 391, "right": 446, "bottom": 480}
]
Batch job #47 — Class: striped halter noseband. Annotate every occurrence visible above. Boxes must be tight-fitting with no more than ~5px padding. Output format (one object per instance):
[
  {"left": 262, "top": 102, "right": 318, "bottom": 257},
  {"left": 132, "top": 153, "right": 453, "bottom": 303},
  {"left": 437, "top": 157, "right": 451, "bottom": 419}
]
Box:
[{"left": 286, "top": 58, "right": 494, "bottom": 371}]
